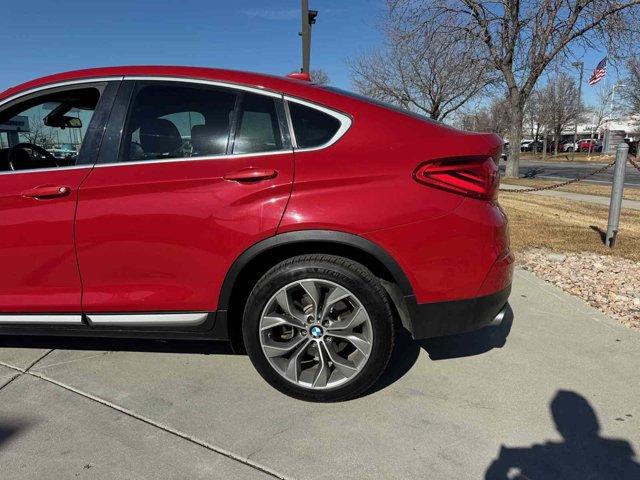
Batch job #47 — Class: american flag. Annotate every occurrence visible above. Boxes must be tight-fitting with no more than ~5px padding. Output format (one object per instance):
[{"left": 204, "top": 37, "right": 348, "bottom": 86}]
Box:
[{"left": 588, "top": 57, "right": 607, "bottom": 86}]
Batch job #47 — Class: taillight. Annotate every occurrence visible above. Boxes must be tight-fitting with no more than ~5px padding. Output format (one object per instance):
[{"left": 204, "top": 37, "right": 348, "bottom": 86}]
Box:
[{"left": 413, "top": 156, "right": 499, "bottom": 200}]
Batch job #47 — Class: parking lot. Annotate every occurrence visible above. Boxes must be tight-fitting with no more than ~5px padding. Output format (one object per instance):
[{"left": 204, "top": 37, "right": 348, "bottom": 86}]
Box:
[{"left": 1, "top": 269, "right": 638, "bottom": 479}]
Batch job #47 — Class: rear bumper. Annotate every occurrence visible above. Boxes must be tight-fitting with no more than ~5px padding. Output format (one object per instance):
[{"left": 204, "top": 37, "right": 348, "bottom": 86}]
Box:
[{"left": 404, "top": 284, "right": 511, "bottom": 339}]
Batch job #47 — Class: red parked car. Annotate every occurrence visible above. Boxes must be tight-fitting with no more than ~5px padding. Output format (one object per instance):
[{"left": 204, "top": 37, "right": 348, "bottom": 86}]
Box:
[
  {"left": 0, "top": 67, "right": 513, "bottom": 401},
  {"left": 578, "top": 139, "right": 596, "bottom": 152}
]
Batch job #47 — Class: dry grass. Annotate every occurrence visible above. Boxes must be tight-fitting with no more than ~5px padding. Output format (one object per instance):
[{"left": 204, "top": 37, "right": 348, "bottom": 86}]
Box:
[
  {"left": 499, "top": 193, "right": 640, "bottom": 262},
  {"left": 519, "top": 152, "right": 613, "bottom": 163},
  {"left": 502, "top": 178, "right": 640, "bottom": 201}
]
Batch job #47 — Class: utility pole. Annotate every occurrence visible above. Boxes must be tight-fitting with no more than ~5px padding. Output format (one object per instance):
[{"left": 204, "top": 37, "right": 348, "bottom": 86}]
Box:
[
  {"left": 571, "top": 61, "right": 584, "bottom": 161},
  {"left": 300, "top": 0, "right": 318, "bottom": 74}
]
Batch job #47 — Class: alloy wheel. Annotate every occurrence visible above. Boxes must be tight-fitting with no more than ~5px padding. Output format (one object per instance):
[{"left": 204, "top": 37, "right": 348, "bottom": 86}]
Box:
[{"left": 259, "top": 279, "right": 373, "bottom": 390}]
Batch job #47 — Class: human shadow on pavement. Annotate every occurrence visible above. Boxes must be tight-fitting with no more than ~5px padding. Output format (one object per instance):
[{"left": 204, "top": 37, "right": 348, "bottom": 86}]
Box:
[
  {"left": 0, "top": 420, "right": 31, "bottom": 450},
  {"left": 421, "top": 304, "right": 514, "bottom": 360},
  {"left": 485, "top": 390, "right": 640, "bottom": 479},
  {"left": 0, "top": 335, "right": 236, "bottom": 356}
]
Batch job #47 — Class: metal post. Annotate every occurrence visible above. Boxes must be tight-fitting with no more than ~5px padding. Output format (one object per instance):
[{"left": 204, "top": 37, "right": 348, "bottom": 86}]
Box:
[
  {"left": 571, "top": 62, "right": 584, "bottom": 161},
  {"left": 605, "top": 142, "right": 629, "bottom": 247},
  {"left": 300, "top": 1, "right": 317, "bottom": 74}
]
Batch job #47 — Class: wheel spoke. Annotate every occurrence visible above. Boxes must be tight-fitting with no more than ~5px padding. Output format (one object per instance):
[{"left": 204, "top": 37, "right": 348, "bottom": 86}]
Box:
[
  {"left": 260, "top": 314, "right": 304, "bottom": 331},
  {"left": 284, "top": 339, "right": 312, "bottom": 383},
  {"left": 320, "top": 285, "right": 351, "bottom": 320},
  {"left": 324, "top": 341, "right": 359, "bottom": 378},
  {"left": 327, "top": 332, "right": 371, "bottom": 356},
  {"left": 298, "top": 280, "right": 320, "bottom": 319},
  {"left": 326, "top": 307, "right": 367, "bottom": 331},
  {"left": 312, "top": 341, "right": 331, "bottom": 388},
  {"left": 274, "top": 289, "right": 305, "bottom": 322},
  {"left": 262, "top": 334, "right": 307, "bottom": 358}
]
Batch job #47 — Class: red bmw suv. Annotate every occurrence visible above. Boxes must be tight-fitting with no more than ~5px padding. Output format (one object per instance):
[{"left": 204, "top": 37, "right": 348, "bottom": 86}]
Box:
[{"left": 0, "top": 67, "right": 513, "bottom": 401}]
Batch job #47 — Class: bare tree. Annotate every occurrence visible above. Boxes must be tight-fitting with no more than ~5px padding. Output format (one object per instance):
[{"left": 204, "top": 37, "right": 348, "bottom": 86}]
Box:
[
  {"left": 524, "top": 89, "right": 545, "bottom": 143},
  {"left": 458, "top": 98, "right": 511, "bottom": 137},
  {"left": 310, "top": 69, "right": 330, "bottom": 86},
  {"left": 20, "top": 116, "right": 55, "bottom": 149},
  {"left": 393, "top": 0, "right": 640, "bottom": 176},
  {"left": 349, "top": 5, "right": 494, "bottom": 121},
  {"left": 541, "top": 74, "right": 584, "bottom": 154},
  {"left": 621, "top": 57, "right": 640, "bottom": 116}
]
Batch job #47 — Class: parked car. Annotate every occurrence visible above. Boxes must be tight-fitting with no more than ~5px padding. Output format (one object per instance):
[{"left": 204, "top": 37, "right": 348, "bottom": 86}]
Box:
[
  {"left": 624, "top": 138, "right": 638, "bottom": 156},
  {"left": 0, "top": 67, "right": 513, "bottom": 401},
  {"left": 562, "top": 142, "right": 579, "bottom": 152},
  {"left": 520, "top": 140, "right": 533, "bottom": 152},
  {"left": 48, "top": 143, "right": 78, "bottom": 163},
  {"left": 594, "top": 140, "right": 603, "bottom": 153},
  {"left": 523, "top": 140, "right": 543, "bottom": 153},
  {"left": 578, "top": 139, "right": 596, "bottom": 152}
]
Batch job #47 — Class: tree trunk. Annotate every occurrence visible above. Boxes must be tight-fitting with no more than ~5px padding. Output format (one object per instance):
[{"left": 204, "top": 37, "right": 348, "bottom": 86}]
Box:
[{"left": 505, "top": 98, "right": 523, "bottom": 178}]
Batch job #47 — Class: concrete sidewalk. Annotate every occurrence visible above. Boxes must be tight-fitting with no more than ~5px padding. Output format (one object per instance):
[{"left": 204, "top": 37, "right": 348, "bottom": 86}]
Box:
[
  {"left": 501, "top": 183, "right": 640, "bottom": 210},
  {"left": 0, "top": 269, "right": 638, "bottom": 479}
]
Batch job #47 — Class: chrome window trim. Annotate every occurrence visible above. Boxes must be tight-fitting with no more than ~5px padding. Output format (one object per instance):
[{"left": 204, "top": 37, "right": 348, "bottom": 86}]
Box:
[
  {"left": 283, "top": 96, "right": 352, "bottom": 152},
  {"left": 123, "top": 76, "right": 282, "bottom": 99},
  {"left": 0, "top": 75, "right": 351, "bottom": 174},
  {"left": 0, "top": 314, "right": 83, "bottom": 325},
  {"left": 86, "top": 312, "right": 209, "bottom": 327},
  {"left": 94, "top": 149, "right": 291, "bottom": 169},
  {"left": 0, "top": 164, "right": 92, "bottom": 176},
  {"left": 0, "top": 76, "right": 124, "bottom": 108}
]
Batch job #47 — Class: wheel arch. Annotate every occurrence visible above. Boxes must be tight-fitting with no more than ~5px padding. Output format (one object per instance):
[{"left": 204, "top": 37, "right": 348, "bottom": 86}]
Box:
[{"left": 218, "top": 230, "right": 414, "bottom": 349}]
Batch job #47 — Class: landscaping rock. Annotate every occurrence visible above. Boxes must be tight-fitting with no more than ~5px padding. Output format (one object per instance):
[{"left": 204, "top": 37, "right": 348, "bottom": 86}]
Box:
[{"left": 518, "top": 249, "right": 640, "bottom": 330}]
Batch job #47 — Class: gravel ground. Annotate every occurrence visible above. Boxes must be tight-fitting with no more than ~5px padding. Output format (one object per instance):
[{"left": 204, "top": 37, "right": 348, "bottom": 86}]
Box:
[{"left": 519, "top": 249, "right": 640, "bottom": 329}]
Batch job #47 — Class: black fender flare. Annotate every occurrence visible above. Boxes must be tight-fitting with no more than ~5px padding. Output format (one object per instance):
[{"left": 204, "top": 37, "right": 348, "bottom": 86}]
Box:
[{"left": 217, "top": 229, "right": 415, "bottom": 311}]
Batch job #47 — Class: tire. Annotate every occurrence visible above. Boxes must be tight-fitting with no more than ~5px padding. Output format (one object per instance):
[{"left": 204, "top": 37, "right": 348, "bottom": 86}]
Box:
[{"left": 242, "top": 254, "right": 395, "bottom": 402}]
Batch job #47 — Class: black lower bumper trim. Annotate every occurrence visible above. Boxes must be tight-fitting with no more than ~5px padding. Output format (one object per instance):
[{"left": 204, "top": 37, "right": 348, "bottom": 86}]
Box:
[{"left": 404, "top": 285, "right": 511, "bottom": 339}]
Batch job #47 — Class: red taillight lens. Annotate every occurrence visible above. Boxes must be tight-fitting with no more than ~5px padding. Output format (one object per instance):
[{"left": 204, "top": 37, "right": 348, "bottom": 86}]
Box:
[{"left": 413, "top": 156, "right": 499, "bottom": 200}]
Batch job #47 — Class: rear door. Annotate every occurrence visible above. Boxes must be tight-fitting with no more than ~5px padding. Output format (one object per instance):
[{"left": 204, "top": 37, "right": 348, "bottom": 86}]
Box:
[
  {"left": 75, "top": 80, "right": 293, "bottom": 325},
  {"left": 0, "top": 81, "right": 117, "bottom": 319}
]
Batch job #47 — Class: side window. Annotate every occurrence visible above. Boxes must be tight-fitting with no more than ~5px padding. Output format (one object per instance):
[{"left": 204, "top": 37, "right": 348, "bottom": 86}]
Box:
[
  {"left": 122, "top": 84, "right": 237, "bottom": 162},
  {"left": 288, "top": 102, "right": 341, "bottom": 149},
  {"left": 233, "top": 94, "right": 283, "bottom": 154},
  {"left": 0, "top": 87, "right": 101, "bottom": 172}
]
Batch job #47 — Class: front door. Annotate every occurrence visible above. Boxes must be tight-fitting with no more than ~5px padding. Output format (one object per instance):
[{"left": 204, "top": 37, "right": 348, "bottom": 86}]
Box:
[
  {"left": 0, "top": 82, "right": 116, "bottom": 319},
  {"left": 75, "top": 80, "right": 294, "bottom": 323}
]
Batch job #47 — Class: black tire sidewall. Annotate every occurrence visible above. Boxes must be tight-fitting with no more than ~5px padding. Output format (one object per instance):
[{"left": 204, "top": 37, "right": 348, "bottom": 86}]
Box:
[{"left": 242, "top": 256, "right": 394, "bottom": 402}]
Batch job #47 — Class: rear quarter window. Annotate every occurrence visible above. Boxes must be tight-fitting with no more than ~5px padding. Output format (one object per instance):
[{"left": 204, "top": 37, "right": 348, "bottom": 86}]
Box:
[{"left": 288, "top": 102, "right": 341, "bottom": 149}]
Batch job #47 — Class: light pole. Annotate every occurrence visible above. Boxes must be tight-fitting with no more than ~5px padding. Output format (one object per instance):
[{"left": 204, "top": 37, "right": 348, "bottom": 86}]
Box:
[
  {"left": 571, "top": 61, "right": 584, "bottom": 161},
  {"left": 300, "top": 0, "right": 318, "bottom": 74}
]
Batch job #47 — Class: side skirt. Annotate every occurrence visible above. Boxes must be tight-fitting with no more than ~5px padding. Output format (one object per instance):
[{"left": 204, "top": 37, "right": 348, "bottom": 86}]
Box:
[{"left": 0, "top": 312, "right": 229, "bottom": 341}]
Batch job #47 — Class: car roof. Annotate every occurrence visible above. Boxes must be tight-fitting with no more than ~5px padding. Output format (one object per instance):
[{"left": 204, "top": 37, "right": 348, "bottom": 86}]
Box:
[{"left": 0, "top": 66, "right": 323, "bottom": 103}]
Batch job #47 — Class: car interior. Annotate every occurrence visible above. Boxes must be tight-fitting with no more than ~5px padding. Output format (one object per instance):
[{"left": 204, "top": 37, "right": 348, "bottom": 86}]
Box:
[
  {"left": 124, "top": 85, "right": 237, "bottom": 162},
  {"left": 0, "top": 88, "right": 99, "bottom": 171}
]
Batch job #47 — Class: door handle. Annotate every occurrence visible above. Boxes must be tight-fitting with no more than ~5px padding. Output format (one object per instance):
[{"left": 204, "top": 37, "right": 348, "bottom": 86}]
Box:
[
  {"left": 22, "top": 185, "right": 72, "bottom": 199},
  {"left": 223, "top": 167, "right": 278, "bottom": 183}
]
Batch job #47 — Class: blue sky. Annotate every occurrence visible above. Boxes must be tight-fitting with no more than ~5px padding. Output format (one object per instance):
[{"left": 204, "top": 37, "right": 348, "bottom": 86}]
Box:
[
  {"left": 0, "top": 0, "right": 383, "bottom": 91},
  {"left": 0, "top": 0, "right": 614, "bottom": 104}
]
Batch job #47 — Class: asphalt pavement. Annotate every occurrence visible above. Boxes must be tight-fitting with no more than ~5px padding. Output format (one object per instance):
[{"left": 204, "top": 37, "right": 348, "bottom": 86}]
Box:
[
  {"left": 0, "top": 269, "right": 638, "bottom": 479},
  {"left": 500, "top": 159, "right": 640, "bottom": 187}
]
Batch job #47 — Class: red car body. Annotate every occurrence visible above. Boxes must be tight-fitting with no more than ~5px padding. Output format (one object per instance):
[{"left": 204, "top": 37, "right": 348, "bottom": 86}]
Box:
[{"left": 0, "top": 66, "right": 512, "bottom": 341}]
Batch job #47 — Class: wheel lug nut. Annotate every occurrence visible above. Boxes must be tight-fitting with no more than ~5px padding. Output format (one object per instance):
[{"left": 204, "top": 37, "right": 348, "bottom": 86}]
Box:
[
  {"left": 326, "top": 337, "right": 332, "bottom": 343},
  {"left": 301, "top": 330, "right": 307, "bottom": 336},
  {"left": 322, "top": 320, "right": 330, "bottom": 327},
  {"left": 307, "top": 316, "right": 314, "bottom": 324}
]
